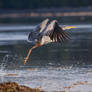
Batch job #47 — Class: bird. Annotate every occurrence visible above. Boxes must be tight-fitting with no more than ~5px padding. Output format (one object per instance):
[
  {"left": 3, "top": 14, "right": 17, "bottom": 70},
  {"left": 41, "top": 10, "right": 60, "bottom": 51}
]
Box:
[{"left": 24, "top": 18, "right": 76, "bottom": 64}]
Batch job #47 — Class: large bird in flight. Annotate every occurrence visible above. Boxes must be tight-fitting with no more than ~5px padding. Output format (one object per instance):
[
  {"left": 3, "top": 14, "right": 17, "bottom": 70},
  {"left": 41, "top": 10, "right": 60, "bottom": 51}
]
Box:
[{"left": 24, "top": 18, "right": 76, "bottom": 64}]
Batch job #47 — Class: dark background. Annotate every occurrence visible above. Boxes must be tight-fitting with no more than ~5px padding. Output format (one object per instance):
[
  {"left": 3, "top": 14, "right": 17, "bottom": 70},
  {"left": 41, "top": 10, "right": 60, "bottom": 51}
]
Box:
[{"left": 0, "top": 0, "right": 92, "bottom": 9}]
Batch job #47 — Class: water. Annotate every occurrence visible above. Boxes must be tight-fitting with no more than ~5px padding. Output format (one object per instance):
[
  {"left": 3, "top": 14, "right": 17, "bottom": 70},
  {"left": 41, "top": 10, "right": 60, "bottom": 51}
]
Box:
[{"left": 0, "top": 24, "right": 92, "bottom": 92}]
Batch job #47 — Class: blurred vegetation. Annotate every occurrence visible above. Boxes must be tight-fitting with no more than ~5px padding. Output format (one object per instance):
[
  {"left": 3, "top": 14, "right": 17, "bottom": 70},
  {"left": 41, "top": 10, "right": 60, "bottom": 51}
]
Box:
[{"left": 0, "top": 0, "right": 92, "bottom": 9}]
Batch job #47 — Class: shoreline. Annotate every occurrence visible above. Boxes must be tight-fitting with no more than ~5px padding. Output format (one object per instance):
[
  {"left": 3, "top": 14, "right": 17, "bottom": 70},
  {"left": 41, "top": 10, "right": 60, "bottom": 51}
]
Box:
[
  {"left": 0, "top": 11, "right": 92, "bottom": 18},
  {"left": 0, "top": 82, "right": 44, "bottom": 92},
  {"left": 0, "top": 7, "right": 92, "bottom": 18}
]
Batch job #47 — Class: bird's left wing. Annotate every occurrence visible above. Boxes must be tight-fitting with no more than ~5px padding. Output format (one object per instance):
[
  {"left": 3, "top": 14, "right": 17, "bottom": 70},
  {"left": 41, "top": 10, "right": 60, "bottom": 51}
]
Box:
[
  {"left": 34, "top": 18, "right": 49, "bottom": 33},
  {"left": 43, "top": 20, "right": 70, "bottom": 42}
]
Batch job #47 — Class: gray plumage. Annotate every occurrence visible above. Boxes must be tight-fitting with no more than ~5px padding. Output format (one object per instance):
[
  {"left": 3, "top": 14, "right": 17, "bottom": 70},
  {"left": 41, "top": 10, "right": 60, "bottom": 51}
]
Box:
[
  {"left": 24, "top": 19, "right": 73, "bottom": 64},
  {"left": 28, "top": 18, "right": 69, "bottom": 46}
]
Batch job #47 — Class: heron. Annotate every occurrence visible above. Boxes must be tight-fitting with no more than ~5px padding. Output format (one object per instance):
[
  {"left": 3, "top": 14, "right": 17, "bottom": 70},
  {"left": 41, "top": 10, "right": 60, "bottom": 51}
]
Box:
[{"left": 24, "top": 18, "right": 76, "bottom": 64}]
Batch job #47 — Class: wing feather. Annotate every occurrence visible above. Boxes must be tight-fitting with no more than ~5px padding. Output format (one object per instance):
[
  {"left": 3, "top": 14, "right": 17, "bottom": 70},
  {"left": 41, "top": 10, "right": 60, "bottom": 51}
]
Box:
[{"left": 44, "top": 20, "right": 70, "bottom": 43}]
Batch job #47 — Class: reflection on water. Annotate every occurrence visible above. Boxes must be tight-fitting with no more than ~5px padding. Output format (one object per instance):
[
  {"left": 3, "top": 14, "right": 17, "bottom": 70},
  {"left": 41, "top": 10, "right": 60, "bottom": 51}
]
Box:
[{"left": 0, "top": 24, "right": 92, "bottom": 91}]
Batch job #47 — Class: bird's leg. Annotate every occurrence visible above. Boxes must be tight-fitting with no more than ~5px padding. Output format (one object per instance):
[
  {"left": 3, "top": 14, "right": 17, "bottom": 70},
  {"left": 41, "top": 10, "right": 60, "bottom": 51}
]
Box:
[{"left": 24, "top": 43, "right": 41, "bottom": 65}]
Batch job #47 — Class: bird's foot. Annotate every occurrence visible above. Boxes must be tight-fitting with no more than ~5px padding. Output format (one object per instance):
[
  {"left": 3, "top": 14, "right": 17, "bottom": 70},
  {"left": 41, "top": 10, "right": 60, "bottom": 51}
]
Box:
[{"left": 24, "top": 57, "right": 28, "bottom": 65}]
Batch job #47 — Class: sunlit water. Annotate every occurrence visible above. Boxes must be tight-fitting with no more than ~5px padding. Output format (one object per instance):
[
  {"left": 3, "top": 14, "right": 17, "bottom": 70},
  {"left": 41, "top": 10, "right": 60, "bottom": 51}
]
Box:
[{"left": 0, "top": 24, "right": 92, "bottom": 92}]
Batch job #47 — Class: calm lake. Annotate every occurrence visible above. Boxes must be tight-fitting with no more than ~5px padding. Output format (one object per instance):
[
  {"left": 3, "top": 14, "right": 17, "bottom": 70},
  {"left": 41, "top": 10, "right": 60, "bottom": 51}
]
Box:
[{"left": 0, "top": 23, "right": 92, "bottom": 92}]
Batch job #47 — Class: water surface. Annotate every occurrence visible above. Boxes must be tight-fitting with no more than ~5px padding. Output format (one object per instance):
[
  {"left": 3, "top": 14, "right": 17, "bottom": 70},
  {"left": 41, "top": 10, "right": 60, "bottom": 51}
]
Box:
[{"left": 0, "top": 24, "right": 92, "bottom": 92}]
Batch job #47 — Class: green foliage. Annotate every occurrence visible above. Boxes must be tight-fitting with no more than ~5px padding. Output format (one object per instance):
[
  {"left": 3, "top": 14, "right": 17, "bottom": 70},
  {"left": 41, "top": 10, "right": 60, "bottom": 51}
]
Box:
[
  {"left": 0, "top": 0, "right": 92, "bottom": 9},
  {"left": 7, "top": 88, "right": 12, "bottom": 92}
]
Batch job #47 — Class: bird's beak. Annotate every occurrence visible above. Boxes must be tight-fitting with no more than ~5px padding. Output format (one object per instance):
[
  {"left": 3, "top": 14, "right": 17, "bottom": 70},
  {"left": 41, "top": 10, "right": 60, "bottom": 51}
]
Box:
[{"left": 62, "top": 26, "right": 77, "bottom": 30}]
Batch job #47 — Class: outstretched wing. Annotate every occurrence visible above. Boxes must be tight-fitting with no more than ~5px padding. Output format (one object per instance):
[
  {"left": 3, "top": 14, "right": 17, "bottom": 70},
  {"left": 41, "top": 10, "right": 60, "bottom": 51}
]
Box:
[
  {"left": 34, "top": 18, "right": 49, "bottom": 33},
  {"left": 43, "top": 20, "right": 70, "bottom": 42},
  {"left": 28, "top": 18, "right": 49, "bottom": 42}
]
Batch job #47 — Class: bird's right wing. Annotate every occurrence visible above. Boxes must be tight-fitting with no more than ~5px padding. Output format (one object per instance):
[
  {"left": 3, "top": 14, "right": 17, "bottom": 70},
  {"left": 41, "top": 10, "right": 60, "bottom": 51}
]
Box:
[{"left": 43, "top": 20, "right": 70, "bottom": 42}]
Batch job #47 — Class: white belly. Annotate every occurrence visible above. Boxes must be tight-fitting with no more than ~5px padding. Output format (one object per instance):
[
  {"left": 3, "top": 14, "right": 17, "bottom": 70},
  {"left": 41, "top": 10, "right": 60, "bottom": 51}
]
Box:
[{"left": 41, "top": 36, "right": 52, "bottom": 45}]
